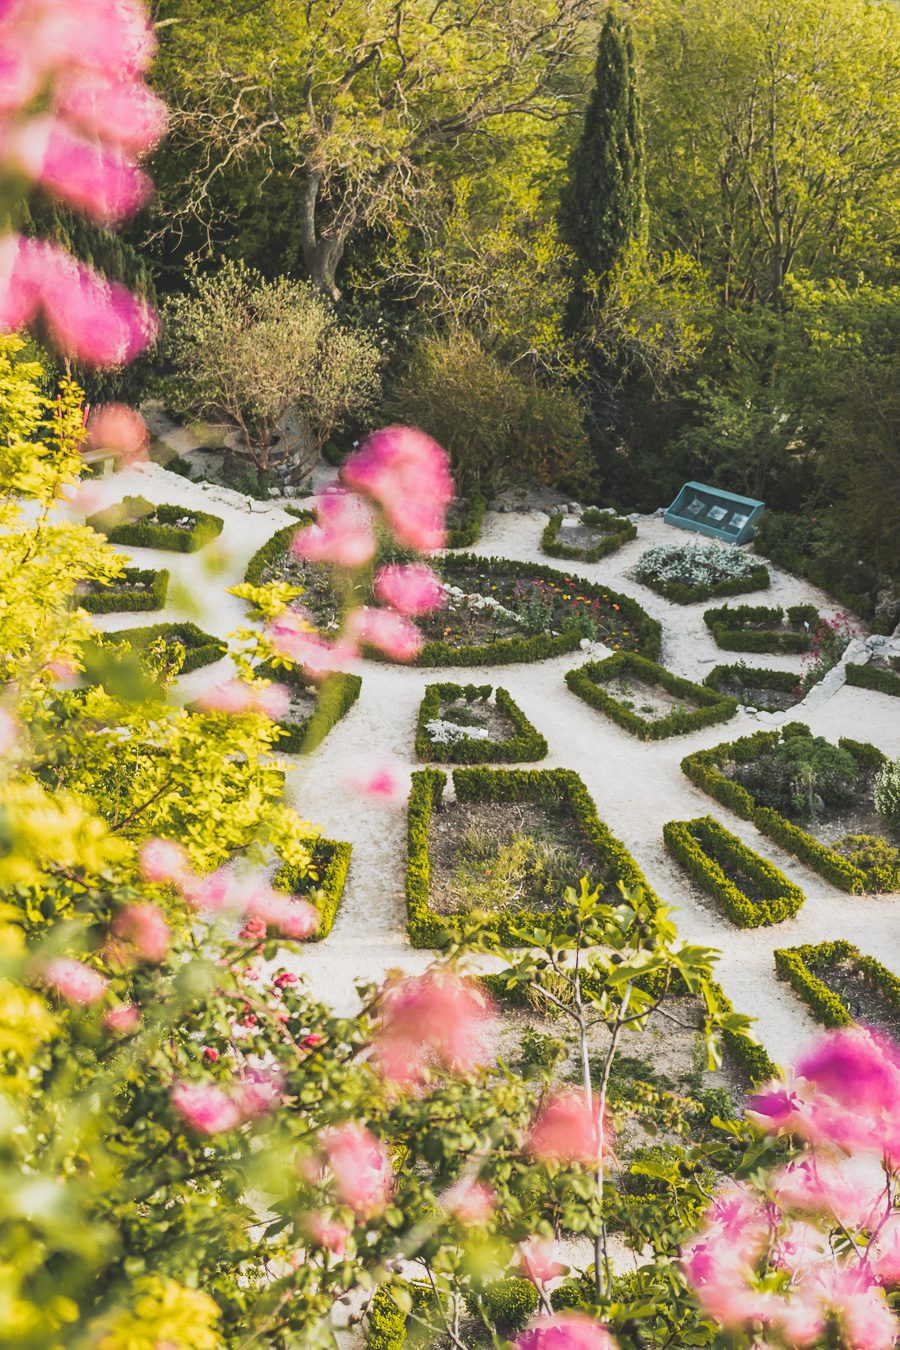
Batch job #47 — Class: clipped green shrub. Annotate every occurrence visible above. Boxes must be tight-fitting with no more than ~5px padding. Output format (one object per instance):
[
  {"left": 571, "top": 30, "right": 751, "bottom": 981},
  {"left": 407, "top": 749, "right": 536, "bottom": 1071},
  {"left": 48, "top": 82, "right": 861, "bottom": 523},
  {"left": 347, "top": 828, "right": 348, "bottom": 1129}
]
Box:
[
  {"left": 466, "top": 1278, "right": 538, "bottom": 1334},
  {"left": 774, "top": 940, "right": 900, "bottom": 1030},
  {"left": 87, "top": 496, "right": 224, "bottom": 552},
  {"left": 542, "top": 507, "right": 636, "bottom": 563},
  {"left": 446, "top": 493, "right": 486, "bottom": 549},
  {"left": 704, "top": 663, "right": 801, "bottom": 709},
  {"left": 77, "top": 567, "right": 169, "bottom": 614},
  {"left": 834, "top": 835, "right": 900, "bottom": 892},
  {"left": 566, "top": 652, "right": 737, "bottom": 740},
  {"left": 703, "top": 603, "right": 819, "bottom": 653},
  {"left": 845, "top": 662, "right": 900, "bottom": 699},
  {"left": 875, "top": 758, "right": 900, "bottom": 831},
  {"left": 274, "top": 837, "right": 352, "bottom": 939},
  {"left": 663, "top": 816, "right": 804, "bottom": 927},
  {"left": 415, "top": 683, "right": 547, "bottom": 763},
  {"left": 99, "top": 621, "right": 227, "bottom": 673},
  {"left": 365, "top": 1284, "right": 408, "bottom": 1349},
  {"left": 244, "top": 519, "right": 313, "bottom": 585}
]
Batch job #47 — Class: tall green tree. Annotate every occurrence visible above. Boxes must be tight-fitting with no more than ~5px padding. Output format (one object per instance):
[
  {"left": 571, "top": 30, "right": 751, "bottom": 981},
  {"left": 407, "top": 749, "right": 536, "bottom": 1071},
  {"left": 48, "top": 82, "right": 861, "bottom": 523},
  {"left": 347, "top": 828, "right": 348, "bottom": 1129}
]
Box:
[{"left": 558, "top": 3, "right": 645, "bottom": 305}]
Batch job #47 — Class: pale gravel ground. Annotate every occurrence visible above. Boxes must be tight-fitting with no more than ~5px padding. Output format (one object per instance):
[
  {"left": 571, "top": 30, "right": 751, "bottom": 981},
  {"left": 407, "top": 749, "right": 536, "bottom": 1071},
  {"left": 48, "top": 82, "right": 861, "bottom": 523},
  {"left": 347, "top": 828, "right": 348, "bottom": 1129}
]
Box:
[{"left": 67, "top": 462, "right": 900, "bottom": 1075}]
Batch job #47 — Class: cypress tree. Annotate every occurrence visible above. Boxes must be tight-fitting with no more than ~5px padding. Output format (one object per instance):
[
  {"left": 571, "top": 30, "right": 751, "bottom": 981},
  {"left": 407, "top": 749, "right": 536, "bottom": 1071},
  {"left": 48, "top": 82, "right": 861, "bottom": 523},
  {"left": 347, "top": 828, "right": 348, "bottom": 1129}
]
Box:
[{"left": 559, "top": 3, "right": 645, "bottom": 307}]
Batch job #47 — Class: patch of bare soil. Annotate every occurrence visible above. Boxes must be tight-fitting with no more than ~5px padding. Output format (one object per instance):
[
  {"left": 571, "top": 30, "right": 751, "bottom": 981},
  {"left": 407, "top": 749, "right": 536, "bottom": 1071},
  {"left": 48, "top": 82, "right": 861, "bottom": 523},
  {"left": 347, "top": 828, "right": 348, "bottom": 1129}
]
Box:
[
  {"left": 603, "top": 676, "right": 702, "bottom": 721},
  {"left": 717, "top": 679, "right": 800, "bottom": 712},
  {"left": 809, "top": 956, "right": 900, "bottom": 1040},
  {"left": 283, "top": 686, "right": 318, "bottom": 725},
  {"left": 428, "top": 800, "right": 597, "bottom": 917}
]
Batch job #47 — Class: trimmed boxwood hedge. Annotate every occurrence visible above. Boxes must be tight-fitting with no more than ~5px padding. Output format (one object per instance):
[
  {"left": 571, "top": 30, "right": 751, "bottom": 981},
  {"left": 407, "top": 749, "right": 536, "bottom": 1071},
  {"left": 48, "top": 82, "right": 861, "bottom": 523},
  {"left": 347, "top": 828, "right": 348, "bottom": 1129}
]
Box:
[
  {"left": 274, "top": 837, "right": 352, "bottom": 940},
  {"left": 258, "top": 664, "right": 361, "bottom": 754},
  {"left": 446, "top": 493, "right": 486, "bottom": 548},
  {"left": 565, "top": 652, "right": 737, "bottom": 740},
  {"left": 541, "top": 507, "right": 637, "bottom": 563},
  {"left": 774, "top": 939, "right": 900, "bottom": 1030},
  {"left": 77, "top": 567, "right": 169, "bottom": 614},
  {"left": 87, "top": 497, "right": 224, "bottom": 552},
  {"left": 415, "top": 682, "right": 547, "bottom": 763},
  {"left": 244, "top": 518, "right": 313, "bottom": 585},
  {"left": 664, "top": 815, "right": 804, "bottom": 927},
  {"left": 681, "top": 724, "right": 898, "bottom": 893},
  {"left": 703, "top": 603, "right": 819, "bottom": 653},
  {"left": 406, "top": 765, "right": 660, "bottom": 948},
  {"left": 704, "top": 663, "right": 800, "bottom": 705},
  {"left": 101, "top": 621, "right": 227, "bottom": 673},
  {"left": 846, "top": 661, "right": 900, "bottom": 699}
]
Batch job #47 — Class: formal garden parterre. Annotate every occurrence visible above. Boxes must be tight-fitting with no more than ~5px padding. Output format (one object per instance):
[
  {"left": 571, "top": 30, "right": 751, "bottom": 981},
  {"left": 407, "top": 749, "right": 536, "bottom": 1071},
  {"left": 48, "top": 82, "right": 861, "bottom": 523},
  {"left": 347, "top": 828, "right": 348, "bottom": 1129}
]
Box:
[
  {"left": 541, "top": 507, "right": 637, "bottom": 563},
  {"left": 565, "top": 652, "right": 737, "bottom": 740},
  {"left": 703, "top": 602, "right": 820, "bottom": 653},
  {"left": 415, "top": 682, "right": 547, "bottom": 763},
  {"left": 76, "top": 565, "right": 169, "bottom": 614},
  {"left": 87, "top": 496, "right": 225, "bottom": 552},
  {"left": 774, "top": 940, "right": 900, "bottom": 1037}
]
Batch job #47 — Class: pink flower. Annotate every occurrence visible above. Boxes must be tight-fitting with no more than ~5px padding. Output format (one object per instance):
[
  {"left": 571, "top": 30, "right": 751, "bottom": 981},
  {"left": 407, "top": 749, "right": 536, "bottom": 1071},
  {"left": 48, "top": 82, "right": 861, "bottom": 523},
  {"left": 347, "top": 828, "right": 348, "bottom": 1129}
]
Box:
[
  {"left": 306, "top": 1212, "right": 351, "bottom": 1256},
  {"left": 303, "top": 1033, "right": 325, "bottom": 1049},
  {"left": 54, "top": 70, "right": 167, "bottom": 154},
  {"left": 268, "top": 620, "right": 359, "bottom": 681},
  {"left": 796, "top": 1027, "right": 900, "bottom": 1127},
  {"left": 2, "top": 116, "right": 150, "bottom": 224},
  {"left": 0, "top": 708, "right": 18, "bottom": 755},
  {"left": 519, "top": 1237, "right": 565, "bottom": 1285},
  {"left": 814, "top": 1266, "right": 899, "bottom": 1350},
  {"left": 103, "top": 1003, "right": 141, "bottom": 1035},
  {"left": 196, "top": 681, "right": 255, "bottom": 715},
  {"left": 869, "top": 1215, "right": 900, "bottom": 1286},
  {"left": 344, "top": 759, "right": 407, "bottom": 805},
  {"left": 237, "top": 1068, "right": 284, "bottom": 1119},
  {"left": 181, "top": 867, "right": 231, "bottom": 913},
  {"left": 526, "top": 1090, "right": 608, "bottom": 1165},
  {"left": 345, "top": 606, "right": 422, "bottom": 661},
  {"left": 254, "top": 683, "right": 291, "bottom": 719},
  {"left": 246, "top": 885, "right": 320, "bottom": 940},
  {"left": 341, "top": 425, "right": 453, "bottom": 553},
  {"left": 373, "top": 563, "right": 446, "bottom": 617},
  {"left": 43, "top": 957, "right": 107, "bottom": 1005},
  {"left": 5, "top": 0, "right": 155, "bottom": 81},
  {"left": 441, "top": 1178, "right": 495, "bottom": 1224},
  {"left": 321, "top": 1122, "right": 392, "bottom": 1219},
  {"left": 171, "top": 1080, "right": 241, "bottom": 1136},
  {"left": 292, "top": 489, "right": 377, "bottom": 569},
  {"left": 514, "top": 1313, "right": 620, "bottom": 1350},
  {"left": 771, "top": 1156, "right": 885, "bottom": 1232},
  {"left": 139, "top": 837, "right": 192, "bottom": 887},
  {"left": 375, "top": 971, "right": 494, "bottom": 1086},
  {"left": 112, "top": 902, "right": 170, "bottom": 964},
  {"left": 86, "top": 402, "right": 148, "bottom": 461}
]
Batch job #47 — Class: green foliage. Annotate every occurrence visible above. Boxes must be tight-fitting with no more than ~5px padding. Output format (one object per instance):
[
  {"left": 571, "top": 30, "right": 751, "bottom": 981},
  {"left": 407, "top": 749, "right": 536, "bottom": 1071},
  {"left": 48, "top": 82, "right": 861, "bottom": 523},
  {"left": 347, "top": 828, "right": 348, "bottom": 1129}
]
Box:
[
  {"left": 846, "top": 662, "right": 900, "bottom": 699},
  {"left": 663, "top": 816, "right": 804, "bottom": 927},
  {"left": 415, "top": 683, "right": 547, "bottom": 764},
  {"left": 76, "top": 567, "right": 169, "bottom": 614},
  {"left": 542, "top": 509, "right": 637, "bottom": 562},
  {"left": 704, "top": 663, "right": 799, "bottom": 703},
  {"left": 703, "top": 603, "right": 818, "bottom": 653},
  {"left": 834, "top": 835, "right": 900, "bottom": 892},
  {"left": 365, "top": 1284, "right": 409, "bottom": 1349},
  {"left": 774, "top": 940, "right": 900, "bottom": 1031},
  {"left": 93, "top": 622, "right": 227, "bottom": 675},
  {"left": 86, "top": 498, "right": 225, "bottom": 553},
  {"left": 735, "top": 735, "right": 859, "bottom": 821},
  {"left": 875, "top": 758, "right": 900, "bottom": 831},
  {"left": 446, "top": 493, "right": 486, "bottom": 550},
  {"left": 565, "top": 652, "right": 737, "bottom": 740},
  {"left": 260, "top": 667, "right": 362, "bottom": 755},
  {"left": 466, "top": 1277, "right": 539, "bottom": 1334}
]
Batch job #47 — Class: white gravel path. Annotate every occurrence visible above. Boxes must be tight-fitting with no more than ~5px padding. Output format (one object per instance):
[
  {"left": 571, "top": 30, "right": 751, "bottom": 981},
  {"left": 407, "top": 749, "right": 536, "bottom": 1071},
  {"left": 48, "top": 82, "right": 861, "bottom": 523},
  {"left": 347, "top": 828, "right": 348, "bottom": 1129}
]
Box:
[{"left": 67, "top": 462, "right": 900, "bottom": 1074}]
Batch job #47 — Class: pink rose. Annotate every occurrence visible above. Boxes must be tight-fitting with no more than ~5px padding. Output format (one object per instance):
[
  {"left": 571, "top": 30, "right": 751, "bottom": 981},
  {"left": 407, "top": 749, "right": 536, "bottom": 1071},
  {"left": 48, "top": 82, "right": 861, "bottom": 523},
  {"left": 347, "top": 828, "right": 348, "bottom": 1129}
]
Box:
[
  {"left": 526, "top": 1090, "right": 608, "bottom": 1165},
  {"left": 321, "top": 1122, "right": 392, "bottom": 1218},
  {"left": 139, "top": 837, "right": 192, "bottom": 887},
  {"left": 341, "top": 425, "right": 453, "bottom": 553},
  {"left": 171, "top": 1080, "right": 241, "bottom": 1135},
  {"left": 373, "top": 563, "right": 446, "bottom": 617},
  {"left": 519, "top": 1237, "right": 565, "bottom": 1285},
  {"left": 514, "top": 1313, "right": 620, "bottom": 1350},
  {"left": 85, "top": 402, "right": 148, "bottom": 461},
  {"left": 103, "top": 1003, "right": 141, "bottom": 1034},
  {"left": 43, "top": 957, "right": 107, "bottom": 1005},
  {"left": 307, "top": 1212, "right": 351, "bottom": 1256},
  {"left": 441, "top": 1178, "right": 496, "bottom": 1224},
  {"left": 292, "top": 489, "right": 377, "bottom": 570},
  {"left": 376, "top": 971, "right": 494, "bottom": 1086},
  {"left": 112, "top": 902, "right": 170, "bottom": 964},
  {"left": 345, "top": 606, "right": 422, "bottom": 661}
]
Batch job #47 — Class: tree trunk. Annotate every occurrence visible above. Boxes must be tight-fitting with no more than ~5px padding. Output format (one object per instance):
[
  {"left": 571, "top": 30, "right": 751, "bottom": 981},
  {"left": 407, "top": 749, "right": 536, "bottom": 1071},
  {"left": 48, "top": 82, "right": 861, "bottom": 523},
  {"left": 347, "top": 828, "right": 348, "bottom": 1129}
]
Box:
[{"left": 299, "top": 173, "right": 346, "bottom": 301}]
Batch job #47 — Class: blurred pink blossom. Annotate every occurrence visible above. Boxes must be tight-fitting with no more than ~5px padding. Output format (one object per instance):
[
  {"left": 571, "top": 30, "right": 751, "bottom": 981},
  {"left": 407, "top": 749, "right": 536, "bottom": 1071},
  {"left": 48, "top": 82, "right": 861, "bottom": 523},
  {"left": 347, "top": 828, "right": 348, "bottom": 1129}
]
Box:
[
  {"left": 514, "top": 1312, "right": 619, "bottom": 1349},
  {"left": 441, "top": 1178, "right": 495, "bottom": 1224},
  {"left": 237, "top": 1068, "right": 284, "bottom": 1120},
  {"left": 139, "top": 837, "right": 192, "bottom": 887},
  {"left": 268, "top": 620, "right": 359, "bottom": 681},
  {"left": 0, "top": 708, "right": 18, "bottom": 755},
  {"left": 306, "top": 1212, "right": 351, "bottom": 1257},
  {"left": 2, "top": 116, "right": 150, "bottom": 223},
  {"left": 373, "top": 563, "right": 445, "bottom": 617},
  {"left": 771, "top": 1156, "right": 886, "bottom": 1232},
  {"left": 321, "top": 1122, "right": 392, "bottom": 1219},
  {"left": 197, "top": 679, "right": 292, "bottom": 720},
  {"left": 345, "top": 605, "right": 422, "bottom": 661},
  {"left": 171, "top": 1080, "right": 241, "bottom": 1135},
  {"left": 2, "top": 0, "right": 155, "bottom": 82},
  {"left": 292, "top": 489, "right": 377, "bottom": 569},
  {"left": 375, "top": 970, "right": 494, "bottom": 1086},
  {"left": 519, "top": 1237, "right": 565, "bottom": 1285},
  {"left": 341, "top": 425, "right": 453, "bottom": 553},
  {"left": 526, "top": 1090, "right": 608, "bottom": 1165},
  {"left": 869, "top": 1214, "right": 900, "bottom": 1286},
  {"left": 44, "top": 957, "right": 108, "bottom": 1005},
  {"left": 112, "top": 901, "right": 170, "bottom": 964},
  {"left": 86, "top": 402, "right": 148, "bottom": 462},
  {"left": 54, "top": 70, "right": 167, "bottom": 153},
  {"left": 246, "top": 885, "right": 319, "bottom": 940},
  {"left": 344, "top": 759, "right": 407, "bottom": 805},
  {"left": 254, "top": 683, "right": 292, "bottom": 719},
  {"left": 103, "top": 1003, "right": 141, "bottom": 1035}
]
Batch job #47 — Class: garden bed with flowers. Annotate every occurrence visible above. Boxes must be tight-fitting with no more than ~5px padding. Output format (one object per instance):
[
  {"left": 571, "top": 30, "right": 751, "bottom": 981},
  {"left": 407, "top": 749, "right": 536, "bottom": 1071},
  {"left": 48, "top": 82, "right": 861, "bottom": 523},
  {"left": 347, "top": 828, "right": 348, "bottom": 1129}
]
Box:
[
  {"left": 415, "top": 683, "right": 547, "bottom": 763},
  {"left": 244, "top": 520, "right": 342, "bottom": 631},
  {"left": 774, "top": 940, "right": 900, "bottom": 1037},
  {"left": 541, "top": 507, "right": 637, "bottom": 563},
  {"left": 565, "top": 652, "right": 736, "bottom": 739},
  {"left": 87, "top": 497, "right": 224, "bottom": 552},
  {"left": 703, "top": 603, "right": 820, "bottom": 653},
  {"left": 406, "top": 766, "right": 659, "bottom": 946},
  {"left": 76, "top": 566, "right": 169, "bottom": 614},
  {"left": 632, "top": 540, "right": 770, "bottom": 603},
  {"left": 703, "top": 663, "right": 803, "bottom": 711}
]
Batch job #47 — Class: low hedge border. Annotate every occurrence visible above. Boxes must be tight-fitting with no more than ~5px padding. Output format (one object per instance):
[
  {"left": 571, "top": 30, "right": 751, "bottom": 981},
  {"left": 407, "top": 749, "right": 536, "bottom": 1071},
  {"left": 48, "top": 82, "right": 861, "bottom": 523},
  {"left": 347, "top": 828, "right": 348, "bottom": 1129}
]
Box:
[
  {"left": 244, "top": 519, "right": 313, "bottom": 586},
  {"left": 415, "top": 682, "right": 547, "bottom": 763},
  {"left": 406, "top": 765, "right": 660, "bottom": 948},
  {"left": 704, "top": 663, "right": 799, "bottom": 701},
  {"left": 541, "top": 508, "right": 637, "bottom": 563},
  {"left": 101, "top": 621, "right": 227, "bottom": 673},
  {"left": 87, "top": 497, "right": 224, "bottom": 552},
  {"left": 565, "top": 652, "right": 737, "bottom": 740},
  {"left": 846, "top": 662, "right": 900, "bottom": 699},
  {"left": 636, "top": 559, "right": 771, "bottom": 605},
  {"left": 681, "top": 724, "right": 895, "bottom": 893},
  {"left": 703, "top": 603, "right": 819, "bottom": 654},
  {"left": 774, "top": 939, "right": 900, "bottom": 1030},
  {"left": 274, "top": 837, "right": 352, "bottom": 940},
  {"left": 77, "top": 567, "right": 169, "bottom": 614},
  {"left": 663, "top": 815, "right": 804, "bottom": 927},
  {"left": 446, "top": 493, "right": 486, "bottom": 549},
  {"left": 258, "top": 665, "right": 361, "bottom": 754}
]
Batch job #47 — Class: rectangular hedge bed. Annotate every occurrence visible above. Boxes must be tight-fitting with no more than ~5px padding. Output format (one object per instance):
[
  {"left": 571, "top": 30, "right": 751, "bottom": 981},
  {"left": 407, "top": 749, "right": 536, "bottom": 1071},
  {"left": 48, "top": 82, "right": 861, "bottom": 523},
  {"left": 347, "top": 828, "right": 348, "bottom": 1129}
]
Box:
[
  {"left": 416, "top": 682, "right": 547, "bottom": 763},
  {"left": 682, "top": 723, "right": 900, "bottom": 894},
  {"left": 257, "top": 664, "right": 361, "bottom": 754},
  {"left": 846, "top": 659, "right": 900, "bottom": 699},
  {"left": 565, "top": 652, "right": 737, "bottom": 740},
  {"left": 406, "top": 766, "right": 659, "bottom": 947},
  {"left": 87, "top": 496, "right": 224, "bottom": 552},
  {"left": 541, "top": 507, "right": 637, "bottom": 563},
  {"left": 664, "top": 816, "right": 804, "bottom": 926},
  {"left": 77, "top": 566, "right": 169, "bottom": 614},
  {"left": 101, "top": 622, "right": 227, "bottom": 673},
  {"left": 274, "top": 837, "right": 352, "bottom": 940},
  {"left": 704, "top": 663, "right": 802, "bottom": 712},
  {"left": 704, "top": 603, "right": 819, "bottom": 653},
  {"left": 775, "top": 940, "right": 900, "bottom": 1036}
]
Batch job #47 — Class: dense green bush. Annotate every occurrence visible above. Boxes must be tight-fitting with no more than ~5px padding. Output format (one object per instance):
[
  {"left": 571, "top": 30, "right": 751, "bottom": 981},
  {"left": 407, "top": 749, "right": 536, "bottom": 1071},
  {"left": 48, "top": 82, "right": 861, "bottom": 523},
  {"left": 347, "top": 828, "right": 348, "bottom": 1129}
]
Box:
[
  {"left": 845, "top": 662, "right": 900, "bottom": 698},
  {"left": 98, "top": 621, "right": 227, "bottom": 673},
  {"left": 875, "top": 758, "right": 900, "bottom": 831},
  {"left": 703, "top": 602, "right": 818, "bottom": 653},
  {"left": 415, "top": 682, "right": 547, "bottom": 763},
  {"left": 663, "top": 816, "right": 804, "bottom": 926},
  {"left": 565, "top": 652, "right": 737, "bottom": 740},
  {"left": 446, "top": 493, "right": 486, "bottom": 548},
  {"left": 735, "top": 734, "right": 859, "bottom": 820},
  {"left": 834, "top": 834, "right": 900, "bottom": 891},
  {"left": 77, "top": 567, "right": 169, "bottom": 614},
  {"left": 87, "top": 497, "right": 224, "bottom": 552},
  {"left": 466, "top": 1278, "right": 539, "bottom": 1334},
  {"left": 365, "top": 1284, "right": 409, "bottom": 1349},
  {"left": 541, "top": 507, "right": 637, "bottom": 562},
  {"left": 274, "top": 837, "right": 352, "bottom": 939},
  {"left": 774, "top": 940, "right": 900, "bottom": 1030}
]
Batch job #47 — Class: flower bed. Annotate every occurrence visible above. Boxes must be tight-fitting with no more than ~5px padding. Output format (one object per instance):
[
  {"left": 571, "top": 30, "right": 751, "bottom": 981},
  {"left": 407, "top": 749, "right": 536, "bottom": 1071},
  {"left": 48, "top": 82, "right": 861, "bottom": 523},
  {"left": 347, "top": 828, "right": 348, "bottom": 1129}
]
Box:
[
  {"left": 565, "top": 652, "right": 736, "bottom": 740},
  {"left": 76, "top": 566, "right": 169, "bottom": 614},
  {"left": 258, "top": 664, "right": 362, "bottom": 754},
  {"left": 274, "top": 837, "right": 352, "bottom": 940},
  {"left": 633, "top": 540, "right": 770, "bottom": 603},
  {"left": 446, "top": 493, "right": 486, "bottom": 548},
  {"left": 541, "top": 507, "right": 637, "bottom": 563},
  {"left": 703, "top": 603, "right": 819, "bottom": 653},
  {"left": 703, "top": 663, "right": 802, "bottom": 711},
  {"left": 87, "top": 496, "right": 224, "bottom": 552},
  {"left": 846, "top": 659, "right": 900, "bottom": 699},
  {"left": 406, "top": 766, "right": 659, "bottom": 947},
  {"left": 774, "top": 940, "right": 900, "bottom": 1036},
  {"left": 663, "top": 815, "right": 804, "bottom": 927},
  {"left": 100, "top": 621, "right": 227, "bottom": 673},
  {"left": 681, "top": 723, "right": 900, "bottom": 893},
  {"left": 415, "top": 682, "right": 547, "bottom": 763}
]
